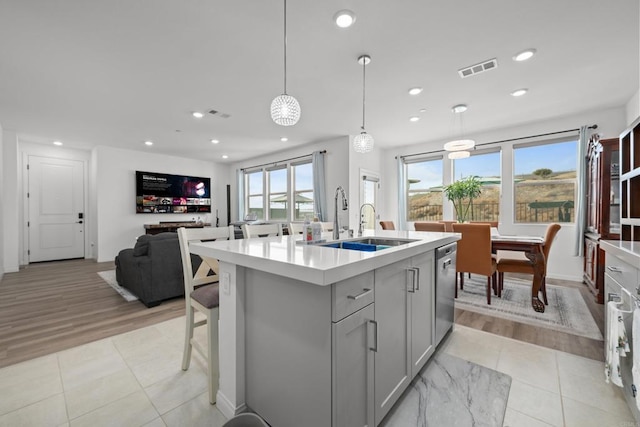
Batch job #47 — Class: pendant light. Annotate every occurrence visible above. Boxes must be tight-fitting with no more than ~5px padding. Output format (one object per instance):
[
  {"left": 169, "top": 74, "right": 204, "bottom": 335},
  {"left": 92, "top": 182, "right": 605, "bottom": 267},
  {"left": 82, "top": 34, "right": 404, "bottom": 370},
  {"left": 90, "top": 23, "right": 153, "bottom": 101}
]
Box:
[
  {"left": 444, "top": 104, "right": 475, "bottom": 156},
  {"left": 271, "top": 0, "right": 301, "bottom": 126},
  {"left": 353, "top": 55, "right": 374, "bottom": 153}
]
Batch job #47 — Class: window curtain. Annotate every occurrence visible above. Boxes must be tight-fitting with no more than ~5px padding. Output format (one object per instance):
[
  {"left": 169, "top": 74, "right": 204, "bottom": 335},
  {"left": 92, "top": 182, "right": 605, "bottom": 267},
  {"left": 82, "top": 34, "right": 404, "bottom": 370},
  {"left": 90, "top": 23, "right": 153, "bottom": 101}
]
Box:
[
  {"left": 397, "top": 157, "right": 407, "bottom": 230},
  {"left": 312, "top": 150, "right": 327, "bottom": 221},
  {"left": 574, "top": 125, "right": 589, "bottom": 256},
  {"left": 236, "top": 168, "right": 245, "bottom": 221}
]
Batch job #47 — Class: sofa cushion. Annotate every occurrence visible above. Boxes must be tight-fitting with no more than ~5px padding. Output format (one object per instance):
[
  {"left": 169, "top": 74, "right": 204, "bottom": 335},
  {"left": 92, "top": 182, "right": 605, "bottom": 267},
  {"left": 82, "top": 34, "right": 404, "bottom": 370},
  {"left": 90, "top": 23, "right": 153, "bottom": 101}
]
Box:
[
  {"left": 133, "top": 232, "right": 177, "bottom": 257},
  {"left": 191, "top": 284, "right": 220, "bottom": 309}
]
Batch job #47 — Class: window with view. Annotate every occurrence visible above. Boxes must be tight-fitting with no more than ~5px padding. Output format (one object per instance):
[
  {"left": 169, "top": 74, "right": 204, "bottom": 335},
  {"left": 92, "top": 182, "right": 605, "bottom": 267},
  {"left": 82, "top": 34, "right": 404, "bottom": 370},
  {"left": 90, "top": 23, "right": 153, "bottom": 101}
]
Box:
[
  {"left": 244, "top": 160, "right": 315, "bottom": 222},
  {"left": 246, "top": 170, "right": 264, "bottom": 219},
  {"left": 513, "top": 140, "right": 577, "bottom": 223},
  {"left": 268, "top": 167, "right": 288, "bottom": 220},
  {"left": 452, "top": 151, "right": 501, "bottom": 222},
  {"left": 292, "top": 162, "right": 314, "bottom": 220},
  {"left": 406, "top": 158, "right": 444, "bottom": 221}
]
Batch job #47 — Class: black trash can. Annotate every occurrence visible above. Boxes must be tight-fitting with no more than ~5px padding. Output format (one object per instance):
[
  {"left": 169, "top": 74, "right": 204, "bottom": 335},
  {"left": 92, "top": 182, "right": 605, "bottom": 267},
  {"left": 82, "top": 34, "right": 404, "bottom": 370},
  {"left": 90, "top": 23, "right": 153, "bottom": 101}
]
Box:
[{"left": 222, "top": 412, "right": 268, "bottom": 427}]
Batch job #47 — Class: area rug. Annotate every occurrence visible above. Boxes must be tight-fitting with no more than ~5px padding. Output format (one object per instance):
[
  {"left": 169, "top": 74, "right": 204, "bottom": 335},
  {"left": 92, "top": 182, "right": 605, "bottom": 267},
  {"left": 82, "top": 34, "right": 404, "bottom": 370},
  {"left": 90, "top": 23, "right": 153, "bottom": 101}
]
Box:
[
  {"left": 455, "top": 275, "right": 603, "bottom": 341},
  {"left": 97, "top": 270, "right": 139, "bottom": 302},
  {"left": 381, "top": 353, "right": 511, "bottom": 426}
]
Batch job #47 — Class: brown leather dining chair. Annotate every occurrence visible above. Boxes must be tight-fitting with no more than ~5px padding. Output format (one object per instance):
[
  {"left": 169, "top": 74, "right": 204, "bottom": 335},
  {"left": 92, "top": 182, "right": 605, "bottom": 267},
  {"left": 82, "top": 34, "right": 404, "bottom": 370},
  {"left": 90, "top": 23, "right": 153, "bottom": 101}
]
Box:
[
  {"left": 470, "top": 221, "right": 499, "bottom": 228},
  {"left": 380, "top": 221, "right": 395, "bottom": 230},
  {"left": 414, "top": 222, "right": 446, "bottom": 232},
  {"left": 438, "top": 220, "right": 456, "bottom": 232},
  {"left": 452, "top": 223, "right": 497, "bottom": 304},
  {"left": 496, "top": 223, "right": 561, "bottom": 305}
]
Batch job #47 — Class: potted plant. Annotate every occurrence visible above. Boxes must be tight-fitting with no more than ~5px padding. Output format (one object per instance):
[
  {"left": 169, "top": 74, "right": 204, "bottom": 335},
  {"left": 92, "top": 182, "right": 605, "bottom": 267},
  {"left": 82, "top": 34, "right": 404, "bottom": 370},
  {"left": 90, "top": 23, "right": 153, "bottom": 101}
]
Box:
[{"left": 443, "top": 176, "right": 482, "bottom": 223}]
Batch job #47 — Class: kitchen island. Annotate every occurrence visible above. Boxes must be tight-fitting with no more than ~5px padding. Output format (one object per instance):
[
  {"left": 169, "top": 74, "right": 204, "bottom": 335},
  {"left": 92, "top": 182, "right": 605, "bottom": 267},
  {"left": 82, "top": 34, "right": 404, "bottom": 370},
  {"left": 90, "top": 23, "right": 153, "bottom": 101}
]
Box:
[{"left": 191, "top": 230, "right": 459, "bottom": 427}]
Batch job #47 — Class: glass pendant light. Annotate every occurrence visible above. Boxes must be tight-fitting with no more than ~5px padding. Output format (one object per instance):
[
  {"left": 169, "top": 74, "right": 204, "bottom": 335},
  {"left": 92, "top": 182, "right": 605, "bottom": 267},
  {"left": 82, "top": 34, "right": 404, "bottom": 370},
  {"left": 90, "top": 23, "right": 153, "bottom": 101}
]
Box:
[
  {"left": 271, "top": 0, "right": 300, "bottom": 126},
  {"left": 353, "top": 55, "right": 374, "bottom": 153},
  {"left": 444, "top": 104, "right": 475, "bottom": 154}
]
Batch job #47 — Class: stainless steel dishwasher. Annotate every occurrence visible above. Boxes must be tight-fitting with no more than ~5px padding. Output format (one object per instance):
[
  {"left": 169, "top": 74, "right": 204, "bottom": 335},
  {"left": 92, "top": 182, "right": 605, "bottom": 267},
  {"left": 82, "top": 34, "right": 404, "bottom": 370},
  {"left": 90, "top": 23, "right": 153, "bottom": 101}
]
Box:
[{"left": 435, "top": 242, "right": 457, "bottom": 347}]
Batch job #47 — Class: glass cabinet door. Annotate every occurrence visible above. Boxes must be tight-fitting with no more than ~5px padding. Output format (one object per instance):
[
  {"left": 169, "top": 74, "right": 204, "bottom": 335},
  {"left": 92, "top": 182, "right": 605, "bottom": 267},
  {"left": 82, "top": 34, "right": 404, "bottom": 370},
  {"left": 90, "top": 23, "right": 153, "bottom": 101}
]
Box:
[{"left": 610, "top": 148, "right": 620, "bottom": 234}]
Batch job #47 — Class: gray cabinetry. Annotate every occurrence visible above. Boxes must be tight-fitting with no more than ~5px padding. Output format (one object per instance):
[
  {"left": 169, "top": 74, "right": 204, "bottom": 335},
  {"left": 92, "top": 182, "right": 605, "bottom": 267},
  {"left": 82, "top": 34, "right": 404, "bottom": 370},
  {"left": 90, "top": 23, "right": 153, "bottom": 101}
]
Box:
[
  {"left": 243, "top": 249, "right": 438, "bottom": 427},
  {"left": 409, "top": 251, "right": 435, "bottom": 376},
  {"left": 374, "top": 259, "right": 411, "bottom": 425},
  {"left": 332, "top": 304, "right": 375, "bottom": 427},
  {"left": 602, "top": 244, "right": 640, "bottom": 424},
  {"left": 374, "top": 251, "right": 435, "bottom": 425}
]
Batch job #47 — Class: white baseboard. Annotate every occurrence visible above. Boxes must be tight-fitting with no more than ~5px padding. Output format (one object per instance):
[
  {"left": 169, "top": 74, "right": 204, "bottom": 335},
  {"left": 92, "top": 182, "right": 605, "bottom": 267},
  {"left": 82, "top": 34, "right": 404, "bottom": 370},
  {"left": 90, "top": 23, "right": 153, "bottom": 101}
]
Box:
[{"left": 216, "top": 390, "right": 246, "bottom": 420}]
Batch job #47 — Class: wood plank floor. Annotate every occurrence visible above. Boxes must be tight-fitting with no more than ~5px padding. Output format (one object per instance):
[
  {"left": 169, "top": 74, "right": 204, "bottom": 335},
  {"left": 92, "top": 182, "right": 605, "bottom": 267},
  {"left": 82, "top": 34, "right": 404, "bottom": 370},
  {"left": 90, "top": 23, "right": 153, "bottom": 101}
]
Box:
[
  {"left": 455, "top": 274, "right": 605, "bottom": 361},
  {"left": 0, "top": 260, "right": 605, "bottom": 369},
  {"left": 0, "top": 259, "right": 184, "bottom": 369}
]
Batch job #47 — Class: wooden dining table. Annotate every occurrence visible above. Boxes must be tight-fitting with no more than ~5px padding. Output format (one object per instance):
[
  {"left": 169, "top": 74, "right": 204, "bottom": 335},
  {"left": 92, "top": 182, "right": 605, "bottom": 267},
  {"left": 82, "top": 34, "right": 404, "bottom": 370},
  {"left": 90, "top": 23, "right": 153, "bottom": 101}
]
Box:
[{"left": 491, "top": 235, "right": 546, "bottom": 313}]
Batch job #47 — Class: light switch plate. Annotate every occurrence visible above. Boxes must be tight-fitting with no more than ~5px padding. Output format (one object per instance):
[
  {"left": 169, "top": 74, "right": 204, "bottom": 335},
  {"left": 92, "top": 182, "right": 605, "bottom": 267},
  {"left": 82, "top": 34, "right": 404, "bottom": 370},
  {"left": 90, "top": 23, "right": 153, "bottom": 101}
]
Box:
[{"left": 221, "top": 272, "right": 230, "bottom": 294}]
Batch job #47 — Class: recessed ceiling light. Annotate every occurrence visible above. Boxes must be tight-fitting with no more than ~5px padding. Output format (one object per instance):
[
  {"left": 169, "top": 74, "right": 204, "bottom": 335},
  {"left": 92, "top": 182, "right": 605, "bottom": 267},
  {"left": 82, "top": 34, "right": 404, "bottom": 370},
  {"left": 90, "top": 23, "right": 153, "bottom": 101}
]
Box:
[
  {"left": 280, "top": 137, "right": 288, "bottom": 142},
  {"left": 192, "top": 111, "right": 204, "bottom": 119},
  {"left": 144, "top": 141, "right": 153, "bottom": 146},
  {"left": 409, "top": 116, "right": 420, "bottom": 122},
  {"left": 408, "top": 87, "right": 423, "bottom": 96},
  {"left": 221, "top": 155, "right": 229, "bottom": 159},
  {"left": 511, "top": 88, "right": 528, "bottom": 97},
  {"left": 513, "top": 49, "right": 536, "bottom": 62},
  {"left": 334, "top": 10, "right": 356, "bottom": 28},
  {"left": 419, "top": 108, "right": 427, "bottom": 113},
  {"left": 211, "top": 139, "right": 219, "bottom": 144},
  {"left": 53, "top": 141, "right": 62, "bottom": 146},
  {"left": 451, "top": 104, "right": 468, "bottom": 113}
]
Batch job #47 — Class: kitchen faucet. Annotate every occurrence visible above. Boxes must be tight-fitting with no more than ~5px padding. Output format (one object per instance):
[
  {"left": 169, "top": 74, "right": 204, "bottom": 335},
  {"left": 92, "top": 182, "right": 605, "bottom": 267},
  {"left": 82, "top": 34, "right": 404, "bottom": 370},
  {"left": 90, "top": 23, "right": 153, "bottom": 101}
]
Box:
[
  {"left": 358, "top": 203, "right": 375, "bottom": 237},
  {"left": 333, "top": 186, "right": 348, "bottom": 240}
]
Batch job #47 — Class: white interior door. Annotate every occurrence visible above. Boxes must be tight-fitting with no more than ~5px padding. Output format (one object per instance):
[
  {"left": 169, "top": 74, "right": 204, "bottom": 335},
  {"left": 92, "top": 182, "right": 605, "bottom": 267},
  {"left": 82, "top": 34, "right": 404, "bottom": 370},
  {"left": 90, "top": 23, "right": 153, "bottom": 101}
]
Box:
[
  {"left": 360, "top": 169, "right": 379, "bottom": 230},
  {"left": 28, "top": 156, "right": 85, "bottom": 262}
]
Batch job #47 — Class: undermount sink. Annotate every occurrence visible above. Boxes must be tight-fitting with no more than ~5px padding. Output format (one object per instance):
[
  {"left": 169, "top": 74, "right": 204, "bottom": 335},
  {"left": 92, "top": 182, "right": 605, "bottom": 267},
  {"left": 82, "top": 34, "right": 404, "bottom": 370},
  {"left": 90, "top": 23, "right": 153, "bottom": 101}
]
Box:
[{"left": 318, "top": 237, "right": 418, "bottom": 252}]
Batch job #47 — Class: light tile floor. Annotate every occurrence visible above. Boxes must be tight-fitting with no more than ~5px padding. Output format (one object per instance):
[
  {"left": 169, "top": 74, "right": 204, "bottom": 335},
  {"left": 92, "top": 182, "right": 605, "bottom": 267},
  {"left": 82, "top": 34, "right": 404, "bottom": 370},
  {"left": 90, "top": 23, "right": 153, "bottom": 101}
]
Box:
[{"left": 0, "top": 319, "right": 634, "bottom": 427}]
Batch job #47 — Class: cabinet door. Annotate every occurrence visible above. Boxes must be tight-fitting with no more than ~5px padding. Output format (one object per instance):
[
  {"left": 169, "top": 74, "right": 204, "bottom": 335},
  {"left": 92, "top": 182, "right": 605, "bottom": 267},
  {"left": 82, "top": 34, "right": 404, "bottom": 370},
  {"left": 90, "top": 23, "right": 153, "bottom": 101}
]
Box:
[
  {"left": 374, "top": 259, "right": 411, "bottom": 425},
  {"left": 583, "top": 237, "right": 597, "bottom": 286},
  {"left": 332, "top": 304, "right": 374, "bottom": 427},
  {"left": 409, "top": 252, "right": 435, "bottom": 377}
]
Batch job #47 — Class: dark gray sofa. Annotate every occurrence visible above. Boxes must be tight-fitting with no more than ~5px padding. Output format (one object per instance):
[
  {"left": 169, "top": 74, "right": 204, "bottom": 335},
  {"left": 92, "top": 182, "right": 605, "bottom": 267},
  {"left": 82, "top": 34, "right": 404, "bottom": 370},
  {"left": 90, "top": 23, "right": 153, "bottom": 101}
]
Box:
[{"left": 114, "top": 232, "right": 186, "bottom": 307}]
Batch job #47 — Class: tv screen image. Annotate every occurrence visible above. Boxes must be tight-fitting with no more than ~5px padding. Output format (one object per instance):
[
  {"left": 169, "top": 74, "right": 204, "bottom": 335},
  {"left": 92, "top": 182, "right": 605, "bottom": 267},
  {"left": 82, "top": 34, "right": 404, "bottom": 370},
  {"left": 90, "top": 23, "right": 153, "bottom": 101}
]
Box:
[{"left": 135, "top": 171, "right": 212, "bottom": 214}]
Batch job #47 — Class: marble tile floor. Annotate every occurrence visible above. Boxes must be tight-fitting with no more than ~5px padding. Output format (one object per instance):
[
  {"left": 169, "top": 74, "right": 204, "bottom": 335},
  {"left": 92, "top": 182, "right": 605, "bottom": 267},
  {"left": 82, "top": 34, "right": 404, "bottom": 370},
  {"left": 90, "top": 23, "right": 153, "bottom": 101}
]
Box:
[{"left": 0, "top": 318, "right": 634, "bottom": 427}]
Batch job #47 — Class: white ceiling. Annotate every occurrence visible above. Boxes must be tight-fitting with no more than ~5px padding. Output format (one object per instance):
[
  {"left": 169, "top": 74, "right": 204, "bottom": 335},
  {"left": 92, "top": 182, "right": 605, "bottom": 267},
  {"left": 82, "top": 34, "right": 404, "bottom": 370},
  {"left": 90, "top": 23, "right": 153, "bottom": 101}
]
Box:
[{"left": 0, "top": 1, "right": 638, "bottom": 163}]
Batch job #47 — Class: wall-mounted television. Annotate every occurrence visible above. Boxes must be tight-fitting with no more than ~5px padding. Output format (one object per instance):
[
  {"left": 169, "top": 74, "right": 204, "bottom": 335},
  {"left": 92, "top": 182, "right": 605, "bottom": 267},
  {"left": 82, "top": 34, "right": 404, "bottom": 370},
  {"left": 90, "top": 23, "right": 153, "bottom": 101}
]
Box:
[{"left": 135, "top": 171, "right": 211, "bottom": 214}]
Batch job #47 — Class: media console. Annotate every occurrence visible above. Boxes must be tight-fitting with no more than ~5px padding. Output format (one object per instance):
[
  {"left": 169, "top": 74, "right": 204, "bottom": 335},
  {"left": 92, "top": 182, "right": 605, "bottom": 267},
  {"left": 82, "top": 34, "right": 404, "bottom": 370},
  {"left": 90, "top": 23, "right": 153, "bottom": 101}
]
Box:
[{"left": 144, "top": 222, "right": 211, "bottom": 235}]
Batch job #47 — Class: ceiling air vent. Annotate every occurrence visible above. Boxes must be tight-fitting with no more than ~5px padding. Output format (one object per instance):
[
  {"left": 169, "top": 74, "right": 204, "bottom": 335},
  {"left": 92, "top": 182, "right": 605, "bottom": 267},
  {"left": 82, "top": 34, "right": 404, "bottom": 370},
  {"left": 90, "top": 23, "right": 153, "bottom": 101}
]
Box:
[
  {"left": 208, "top": 109, "right": 231, "bottom": 119},
  {"left": 457, "top": 58, "right": 498, "bottom": 79}
]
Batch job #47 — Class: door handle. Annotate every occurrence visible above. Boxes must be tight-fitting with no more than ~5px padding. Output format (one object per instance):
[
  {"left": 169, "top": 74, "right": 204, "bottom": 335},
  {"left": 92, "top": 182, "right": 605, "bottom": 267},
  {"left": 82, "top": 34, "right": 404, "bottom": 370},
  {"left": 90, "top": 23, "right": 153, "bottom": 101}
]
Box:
[
  {"left": 77, "top": 220, "right": 83, "bottom": 224},
  {"left": 607, "top": 266, "right": 623, "bottom": 273},
  {"left": 407, "top": 267, "right": 420, "bottom": 292},
  {"left": 368, "top": 320, "right": 378, "bottom": 352},
  {"left": 407, "top": 268, "right": 416, "bottom": 293}
]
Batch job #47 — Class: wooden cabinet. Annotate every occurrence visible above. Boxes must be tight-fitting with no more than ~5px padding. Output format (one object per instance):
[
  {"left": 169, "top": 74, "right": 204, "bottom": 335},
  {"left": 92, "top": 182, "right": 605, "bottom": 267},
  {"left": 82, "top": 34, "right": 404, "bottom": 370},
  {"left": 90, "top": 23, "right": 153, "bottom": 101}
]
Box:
[
  {"left": 620, "top": 116, "right": 640, "bottom": 241},
  {"left": 584, "top": 135, "right": 619, "bottom": 303},
  {"left": 373, "top": 252, "right": 435, "bottom": 425}
]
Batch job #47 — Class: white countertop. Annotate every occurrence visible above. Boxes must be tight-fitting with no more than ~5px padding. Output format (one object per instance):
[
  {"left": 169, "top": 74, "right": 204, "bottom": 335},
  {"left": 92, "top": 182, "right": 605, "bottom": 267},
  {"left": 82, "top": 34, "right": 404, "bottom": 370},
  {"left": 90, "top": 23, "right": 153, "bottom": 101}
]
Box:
[
  {"left": 600, "top": 240, "right": 640, "bottom": 267},
  {"left": 191, "top": 230, "right": 459, "bottom": 286}
]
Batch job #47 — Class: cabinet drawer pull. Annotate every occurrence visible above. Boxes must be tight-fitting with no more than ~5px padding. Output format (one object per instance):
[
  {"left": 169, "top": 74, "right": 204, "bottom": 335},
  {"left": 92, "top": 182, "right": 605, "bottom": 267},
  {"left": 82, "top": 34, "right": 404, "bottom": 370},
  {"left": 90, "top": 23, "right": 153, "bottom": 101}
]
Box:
[
  {"left": 607, "top": 266, "right": 623, "bottom": 273},
  {"left": 369, "top": 320, "right": 378, "bottom": 352},
  {"left": 347, "top": 288, "right": 372, "bottom": 300},
  {"left": 407, "top": 268, "right": 417, "bottom": 293}
]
